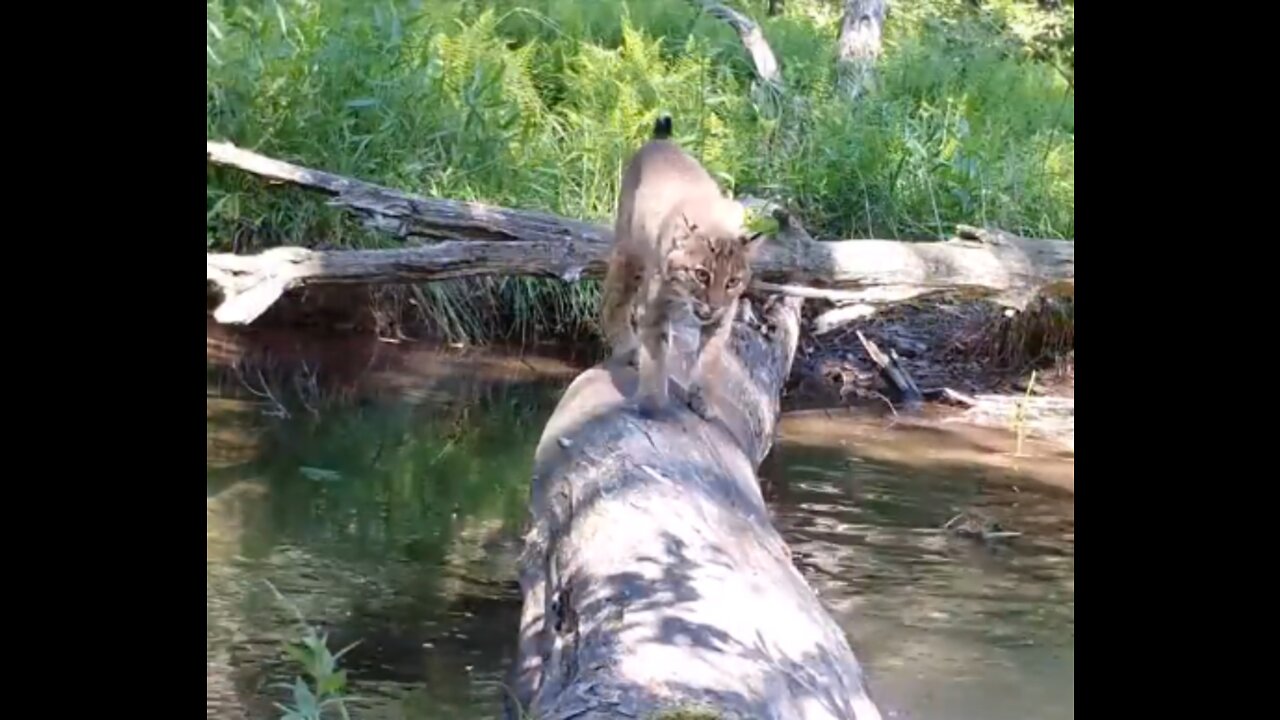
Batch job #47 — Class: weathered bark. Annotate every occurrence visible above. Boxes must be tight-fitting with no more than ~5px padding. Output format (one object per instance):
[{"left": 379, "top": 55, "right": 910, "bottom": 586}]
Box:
[
  {"left": 835, "top": 0, "right": 887, "bottom": 99},
  {"left": 688, "top": 0, "right": 783, "bottom": 87},
  {"left": 509, "top": 294, "right": 884, "bottom": 720},
  {"left": 206, "top": 142, "right": 1074, "bottom": 325}
]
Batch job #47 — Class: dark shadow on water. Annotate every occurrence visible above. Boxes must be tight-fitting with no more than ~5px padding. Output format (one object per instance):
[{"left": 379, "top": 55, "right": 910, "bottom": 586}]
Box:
[{"left": 207, "top": 332, "right": 571, "bottom": 718}]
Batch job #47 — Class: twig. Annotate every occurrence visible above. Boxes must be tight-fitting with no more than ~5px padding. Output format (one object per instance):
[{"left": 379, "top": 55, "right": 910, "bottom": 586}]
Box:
[
  {"left": 921, "top": 387, "right": 979, "bottom": 406},
  {"left": 1012, "top": 369, "right": 1037, "bottom": 456},
  {"left": 232, "top": 359, "right": 290, "bottom": 418},
  {"left": 294, "top": 360, "right": 321, "bottom": 417},
  {"left": 867, "top": 389, "right": 898, "bottom": 418}
]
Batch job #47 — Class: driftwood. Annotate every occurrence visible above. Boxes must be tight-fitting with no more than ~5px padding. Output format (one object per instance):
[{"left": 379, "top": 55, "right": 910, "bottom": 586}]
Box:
[
  {"left": 509, "top": 294, "right": 884, "bottom": 720},
  {"left": 952, "top": 393, "right": 1075, "bottom": 452},
  {"left": 206, "top": 142, "right": 1074, "bottom": 325},
  {"left": 921, "top": 386, "right": 979, "bottom": 407}
]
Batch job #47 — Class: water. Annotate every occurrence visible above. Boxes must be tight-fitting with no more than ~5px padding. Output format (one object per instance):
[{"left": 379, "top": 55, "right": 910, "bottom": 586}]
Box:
[{"left": 207, "top": 327, "right": 1073, "bottom": 720}]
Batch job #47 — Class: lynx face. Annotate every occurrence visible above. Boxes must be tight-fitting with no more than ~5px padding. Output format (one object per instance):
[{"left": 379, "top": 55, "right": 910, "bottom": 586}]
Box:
[{"left": 662, "top": 208, "right": 764, "bottom": 326}]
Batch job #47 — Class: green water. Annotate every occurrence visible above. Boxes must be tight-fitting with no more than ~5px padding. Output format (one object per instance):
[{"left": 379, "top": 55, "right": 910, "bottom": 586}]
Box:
[{"left": 206, "top": 338, "right": 1073, "bottom": 720}]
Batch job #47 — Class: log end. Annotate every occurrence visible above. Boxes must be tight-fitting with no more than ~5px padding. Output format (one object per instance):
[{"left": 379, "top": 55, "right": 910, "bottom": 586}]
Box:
[{"left": 210, "top": 277, "right": 291, "bottom": 325}]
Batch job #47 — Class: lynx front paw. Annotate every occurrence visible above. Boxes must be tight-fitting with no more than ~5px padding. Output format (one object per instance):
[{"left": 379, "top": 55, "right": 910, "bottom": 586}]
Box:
[
  {"left": 686, "top": 385, "right": 715, "bottom": 421},
  {"left": 635, "top": 393, "right": 675, "bottom": 420}
]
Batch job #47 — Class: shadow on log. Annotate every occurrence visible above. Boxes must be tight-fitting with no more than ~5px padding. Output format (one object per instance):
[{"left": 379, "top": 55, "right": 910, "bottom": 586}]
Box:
[{"left": 509, "top": 295, "right": 883, "bottom": 720}]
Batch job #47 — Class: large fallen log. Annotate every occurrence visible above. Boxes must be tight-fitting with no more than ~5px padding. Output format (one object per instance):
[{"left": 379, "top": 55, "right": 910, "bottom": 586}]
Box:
[
  {"left": 509, "top": 294, "right": 884, "bottom": 720},
  {"left": 206, "top": 141, "right": 1074, "bottom": 324}
]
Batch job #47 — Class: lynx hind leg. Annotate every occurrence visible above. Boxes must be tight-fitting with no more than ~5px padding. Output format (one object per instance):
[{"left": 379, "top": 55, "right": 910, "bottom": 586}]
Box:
[{"left": 634, "top": 284, "right": 675, "bottom": 418}]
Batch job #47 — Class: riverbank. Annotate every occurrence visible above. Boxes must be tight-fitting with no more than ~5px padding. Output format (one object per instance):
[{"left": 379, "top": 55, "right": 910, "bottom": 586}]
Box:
[{"left": 208, "top": 280, "right": 1075, "bottom": 459}]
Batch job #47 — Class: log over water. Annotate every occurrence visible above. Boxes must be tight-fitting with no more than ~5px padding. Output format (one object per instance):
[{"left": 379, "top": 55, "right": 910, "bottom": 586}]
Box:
[{"left": 508, "top": 296, "right": 883, "bottom": 720}]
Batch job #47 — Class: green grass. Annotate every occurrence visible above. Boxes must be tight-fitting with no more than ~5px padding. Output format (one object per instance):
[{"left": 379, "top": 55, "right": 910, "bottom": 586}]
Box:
[{"left": 207, "top": 0, "right": 1074, "bottom": 343}]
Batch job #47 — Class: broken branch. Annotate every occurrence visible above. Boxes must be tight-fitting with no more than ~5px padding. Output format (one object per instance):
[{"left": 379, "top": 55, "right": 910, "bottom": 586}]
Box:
[
  {"left": 688, "top": 0, "right": 783, "bottom": 87},
  {"left": 856, "top": 330, "right": 924, "bottom": 406}
]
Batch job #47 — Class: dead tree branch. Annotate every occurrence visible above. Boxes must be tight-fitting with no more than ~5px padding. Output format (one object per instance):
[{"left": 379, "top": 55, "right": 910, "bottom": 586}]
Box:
[{"left": 688, "top": 0, "right": 784, "bottom": 87}]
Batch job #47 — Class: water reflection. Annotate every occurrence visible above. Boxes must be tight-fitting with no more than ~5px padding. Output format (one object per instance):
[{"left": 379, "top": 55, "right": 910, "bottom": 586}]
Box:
[
  {"left": 207, "top": 337, "right": 565, "bottom": 718},
  {"left": 207, "top": 331, "right": 1073, "bottom": 720},
  {"left": 767, "top": 414, "right": 1074, "bottom": 720}
]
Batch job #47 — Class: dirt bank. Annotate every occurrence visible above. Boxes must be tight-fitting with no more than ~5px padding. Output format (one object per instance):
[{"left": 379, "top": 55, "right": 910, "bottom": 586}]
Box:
[
  {"left": 788, "top": 291, "right": 1074, "bottom": 410},
  {"left": 208, "top": 285, "right": 1074, "bottom": 452}
]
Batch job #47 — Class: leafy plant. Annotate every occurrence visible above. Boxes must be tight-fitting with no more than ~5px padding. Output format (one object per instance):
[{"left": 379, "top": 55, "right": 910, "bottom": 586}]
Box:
[
  {"left": 206, "top": 0, "right": 1073, "bottom": 343},
  {"left": 266, "top": 581, "right": 360, "bottom": 720}
]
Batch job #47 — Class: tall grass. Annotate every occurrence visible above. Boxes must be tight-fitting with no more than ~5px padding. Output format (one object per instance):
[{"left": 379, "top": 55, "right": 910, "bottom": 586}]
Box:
[{"left": 207, "top": 0, "right": 1074, "bottom": 343}]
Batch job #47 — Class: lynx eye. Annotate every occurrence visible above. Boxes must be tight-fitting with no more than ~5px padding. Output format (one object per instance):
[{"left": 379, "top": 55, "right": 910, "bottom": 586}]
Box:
[{"left": 694, "top": 268, "right": 711, "bottom": 285}]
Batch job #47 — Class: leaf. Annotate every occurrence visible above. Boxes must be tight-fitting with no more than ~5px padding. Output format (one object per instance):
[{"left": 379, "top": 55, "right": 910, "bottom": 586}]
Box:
[
  {"left": 345, "top": 98, "right": 378, "bottom": 109},
  {"left": 284, "top": 643, "right": 313, "bottom": 667},
  {"left": 319, "top": 668, "right": 348, "bottom": 696},
  {"left": 291, "top": 678, "right": 319, "bottom": 716},
  {"left": 744, "top": 209, "right": 780, "bottom": 238},
  {"left": 273, "top": 701, "right": 307, "bottom": 720},
  {"left": 299, "top": 467, "right": 342, "bottom": 482},
  {"left": 332, "top": 638, "right": 363, "bottom": 660},
  {"left": 273, "top": 1, "right": 289, "bottom": 35}
]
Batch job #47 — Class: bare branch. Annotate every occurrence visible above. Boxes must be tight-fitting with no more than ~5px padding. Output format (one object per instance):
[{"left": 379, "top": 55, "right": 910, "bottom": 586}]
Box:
[{"left": 688, "top": 0, "right": 783, "bottom": 87}]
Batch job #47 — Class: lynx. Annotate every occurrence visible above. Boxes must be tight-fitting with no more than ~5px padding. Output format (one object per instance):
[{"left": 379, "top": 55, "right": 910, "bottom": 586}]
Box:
[{"left": 600, "top": 116, "right": 765, "bottom": 419}]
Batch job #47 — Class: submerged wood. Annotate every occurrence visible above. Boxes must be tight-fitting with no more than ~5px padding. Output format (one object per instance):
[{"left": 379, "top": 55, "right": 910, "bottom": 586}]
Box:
[
  {"left": 509, "top": 295, "right": 883, "bottom": 720},
  {"left": 206, "top": 141, "right": 1074, "bottom": 325}
]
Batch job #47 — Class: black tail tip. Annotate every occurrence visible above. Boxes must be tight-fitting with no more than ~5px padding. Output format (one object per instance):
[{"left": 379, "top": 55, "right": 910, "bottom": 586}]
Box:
[{"left": 652, "top": 115, "right": 673, "bottom": 139}]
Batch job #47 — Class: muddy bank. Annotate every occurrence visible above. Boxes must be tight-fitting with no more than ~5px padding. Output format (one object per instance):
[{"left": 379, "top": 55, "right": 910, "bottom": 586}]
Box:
[
  {"left": 789, "top": 291, "right": 1073, "bottom": 407},
  {"left": 207, "top": 318, "right": 586, "bottom": 418},
  {"left": 209, "top": 285, "right": 1074, "bottom": 451}
]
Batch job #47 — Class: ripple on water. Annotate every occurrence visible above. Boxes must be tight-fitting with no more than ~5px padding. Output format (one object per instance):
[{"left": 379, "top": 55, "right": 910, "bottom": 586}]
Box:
[{"left": 768, "top": 410, "right": 1073, "bottom": 720}]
